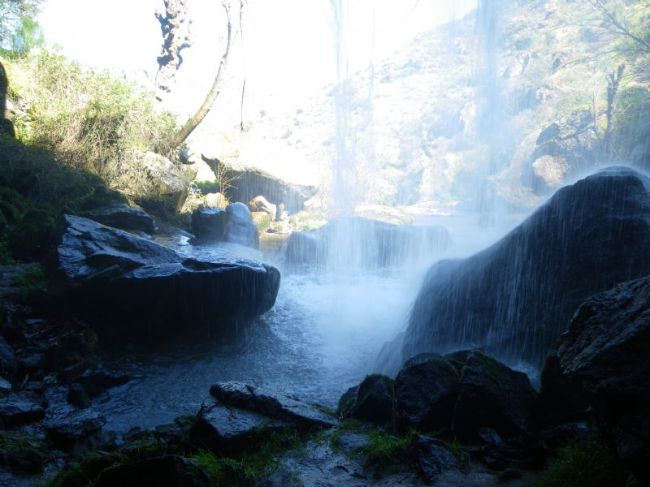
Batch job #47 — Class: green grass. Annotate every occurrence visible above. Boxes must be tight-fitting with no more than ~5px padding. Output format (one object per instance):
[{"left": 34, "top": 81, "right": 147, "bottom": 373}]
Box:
[
  {"left": 359, "top": 429, "right": 415, "bottom": 472},
  {"left": 537, "top": 436, "right": 638, "bottom": 487}
]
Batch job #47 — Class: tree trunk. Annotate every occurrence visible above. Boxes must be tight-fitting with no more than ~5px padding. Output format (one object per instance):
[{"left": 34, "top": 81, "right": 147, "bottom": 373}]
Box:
[
  {"left": 155, "top": 0, "right": 192, "bottom": 101},
  {"left": 166, "top": 1, "right": 233, "bottom": 151}
]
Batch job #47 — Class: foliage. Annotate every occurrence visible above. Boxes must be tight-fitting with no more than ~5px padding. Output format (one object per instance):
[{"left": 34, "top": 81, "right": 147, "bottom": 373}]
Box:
[
  {"left": 4, "top": 50, "right": 177, "bottom": 182},
  {"left": 0, "top": 432, "right": 47, "bottom": 473},
  {"left": 12, "top": 263, "right": 46, "bottom": 293},
  {"left": 537, "top": 436, "right": 637, "bottom": 487},
  {"left": 359, "top": 430, "right": 416, "bottom": 472},
  {"left": 0, "top": 0, "right": 42, "bottom": 54}
]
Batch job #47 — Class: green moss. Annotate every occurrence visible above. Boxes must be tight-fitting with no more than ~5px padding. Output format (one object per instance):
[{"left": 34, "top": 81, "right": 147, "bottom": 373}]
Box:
[
  {"left": 0, "top": 433, "right": 47, "bottom": 474},
  {"left": 359, "top": 430, "right": 415, "bottom": 472},
  {"left": 537, "top": 436, "right": 637, "bottom": 487},
  {"left": 12, "top": 263, "right": 46, "bottom": 292},
  {"left": 448, "top": 439, "right": 470, "bottom": 467},
  {"left": 190, "top": 429, "right": 305, "bottom": 486}
]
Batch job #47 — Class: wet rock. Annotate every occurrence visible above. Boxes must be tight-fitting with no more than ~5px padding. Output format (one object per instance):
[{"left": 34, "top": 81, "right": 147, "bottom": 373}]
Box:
[
  {"left": 285, "top": 231, "right": 320, "bottom": 265},
  {"left": 285, "top": 217, "right": 450, "bottom": 267},
  {"left": 67, "top": 383, "right": 90, "bottom": 409},
  {"left": 403, "top": 167, "right": 650, "bottom": 367},
  {"left": 335, "top": 432, "right": 370, "bottom": 455},
  {"left": 83, "top": 203, "right": 156, "bottom": 235},
  {"left": 0, "top": 393, "right": 45, "bottom": 427},
  {"left": 448, "top": 350, "right": 537, "bottom": 439},
  {"left": 48, "top": 215, "right": 281, "bottom": 342},
  {"left": 339, "top": 375, "right": 394, "bottom": 426},
  {"left": 337, "top": 385, "right": 358, "bottom": 418},
  {"left": 190, "top": 401, "right": 290, "bottom": 452},
  {"left": 413, "top": 435, "right": 458, "bottom": 483},
  {"left": 93, "top": 455, "right": 211, "bottom": 487},
  {"left": 44, "top": 410, "right": 107, "bottom": 451},
  {"left": 225, "top": 202, "right": 259, "bottom": 249},
  {"left": 394, "top": 354, "right": 459, "bottom": 433},
  {"left": 210, "top": 382, "right": 337, "bottom": 431},
  {"left": 76, "top": 367, "right": 132, "bottom": 397},
  {"left": 558, "top": 276, "right": 650, "bottom": 483},
  {"left": 0, "top": 337, "right": 17, "bottom": 377},
  {"left": 190, "top": 207, "right": 227, "bottom": 242},
  {"left": 535, "top": 353, "right": 588, "bottom": 427},
  {"left": 0, "top": 377, "right": 11, "bottom": 396},
  {"left": 190, "top": 203, "right": 259, "bottom": 248}
]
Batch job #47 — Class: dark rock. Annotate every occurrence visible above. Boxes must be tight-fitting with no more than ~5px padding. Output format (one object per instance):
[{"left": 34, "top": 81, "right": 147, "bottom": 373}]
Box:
[
  {"left": 535, "top": 353, "right": 588, "bottom": 427},
  {"left": 339, "top": 374, "right": 394, "bottom": 426},
  {"left": 67, "top": 383, "right": 91, "bottom": 409},
  {"left": 44, "top": 410, "right": 107, "bottom": 450},
  {"left": 83, "top": 204, "right": 156, "bottom": 234},
  {"left": 0, "top": 119, "right": 14, "bottom": 138},
  {"left": 394, "top": 354, "right": 459, "bottom": 433},
  {"left": 0, "top": 337, "right": 17, "bottom": 376},
  {"left": 190, "top": 207, "right": 227, "bottom": 241},
  {"left": 0, "top": 377, "right": 11, "bottom": 396},
  {"left": 190, "top": 203, "right": 259, "bottom": 248},
  {"left": 285, "top": 217, "right": 450, "bottom": 267},
  {"left": 48, "top": 215, "right": 280, "bottom": 342},
  {"left": 190, "top": 401, "right": 290, "bottom": 452},
  {"left": 209, "top": 382, "right": 337, "bottom": 431},
  {"left": 225, "top": 202, "right": 259, "bottom": 249},
  {"left": 94, "top": 455, "right": 211, "bottom": 487},
  {"left": 0, "top": 393, "right": 45, "bottom": 427},
  {"left": 558, "top": 276, "right": 650, "bottom": 483},
  {"left": 76, "top": 367, "right": 132, "bottom": 397},
  {"left": 448, "top": 350, "right": 537, "bottom": 440},
  {"left": 336, "top": 385, "right": 358, "bottom": 418},
  {"left": 413, "top": 435, "right": 458, "bottom": 483},
  {"left": 403, "top": 168, "right": 650, "bottom": 368},
  {"left": 0, "top": 434, "right": 46, "bottom": 474}
]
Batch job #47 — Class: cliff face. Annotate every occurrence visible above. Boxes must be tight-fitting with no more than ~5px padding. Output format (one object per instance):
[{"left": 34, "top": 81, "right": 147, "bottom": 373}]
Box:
[{"left": 193, "top": 0, "right": 649, "bottom": 218}]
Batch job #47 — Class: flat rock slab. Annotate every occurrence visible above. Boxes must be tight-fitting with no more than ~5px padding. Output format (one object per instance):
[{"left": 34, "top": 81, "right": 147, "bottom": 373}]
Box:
[
  {"left": 210, "top": 382, "right": 338, "bottom": 431},
  {"left": 191, "top": 401, "right": 291, "bottom": 451},
  {"left": 49, "top": 215, "right": 281, "bottom": 342},
  {"left": 0, "top": 393, "right": 45, "bottom": 427}
]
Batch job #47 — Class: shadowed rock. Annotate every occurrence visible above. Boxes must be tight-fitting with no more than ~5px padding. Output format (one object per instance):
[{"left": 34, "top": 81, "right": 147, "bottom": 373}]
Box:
[
  {"left": 49, "top": 215, "right": 280, "bottom": 343},
  {"left": 403, "top": 167, "right": 650, "bottom": 367},
  {"left": 558, "top": 276, "right": 650, "bottom": 483},
  {"left": 210, "top": 382, "right": 337, "bottom": 431}
]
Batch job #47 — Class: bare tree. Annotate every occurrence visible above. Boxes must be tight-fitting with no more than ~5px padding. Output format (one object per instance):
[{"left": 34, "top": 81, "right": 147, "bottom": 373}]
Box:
[
  {"left": 603, "top": 63, "right": 625, "bottom": 157},
  {"left": 159, "top": 0, "right": 235, "bottom": 151},
  {"left": 155, "top": 0, "right": 192, "bottom": 101}
]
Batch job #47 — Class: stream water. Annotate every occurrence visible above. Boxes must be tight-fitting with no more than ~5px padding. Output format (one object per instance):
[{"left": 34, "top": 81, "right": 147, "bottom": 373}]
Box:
[{"left": 89, "top": 214, "right": 520, "bottom": 434}]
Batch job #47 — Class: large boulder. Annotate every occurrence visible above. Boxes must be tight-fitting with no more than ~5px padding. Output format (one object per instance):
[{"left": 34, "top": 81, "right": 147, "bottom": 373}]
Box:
[
  {"left": 285, "top": 217, "right": 450, "bottom": 268},
  {"left": 110, "top": 151, "right": 190, "bottom": 218},
  {"left": 48, "top": 215, "right": 280, "bottom": 343},
  {"left": 338, "top": 374, "right": 394, "bottom": 426},
  {"left": 558, "top": 276, "right": 650, "bottom": 483},
  {"left": 83, "top": 203, "right": 156, "bottom": 235},
  {"left": 394, "top": 351, "right": 535, "bottom": 440},
  {"left": 190, "top": 203, "right": 259, "bottom": 248},
  {"left": 203, "top": 157, "right": 317, "bottom": 214},
  {"left": 401, "top": 167, "right": 650, "bottom": 368},
  {"left": 209, "top": 382, "right": 337, "bottom": 431}
]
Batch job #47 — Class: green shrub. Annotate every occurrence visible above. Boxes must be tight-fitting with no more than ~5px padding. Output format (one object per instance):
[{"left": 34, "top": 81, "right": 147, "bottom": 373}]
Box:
[
  {"left": 4, "top": 50, "right": 177, "bottom": 181},
  {"left": 538, "top": 436, "right": 637, "bottom": 487}
]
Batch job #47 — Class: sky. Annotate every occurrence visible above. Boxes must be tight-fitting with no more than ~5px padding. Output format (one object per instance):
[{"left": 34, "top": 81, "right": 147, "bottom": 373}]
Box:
[{"left": 38, "top": 0, "right": 477, "bottom": 117}]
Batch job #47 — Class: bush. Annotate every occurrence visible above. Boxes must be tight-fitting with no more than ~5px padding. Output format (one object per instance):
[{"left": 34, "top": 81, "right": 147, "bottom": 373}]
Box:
[
  {"left": 4, "top": 50, "right": 177, "bottom": 181},
  {"left": 538, "top": 436, "right": 637, "bottom": 487}
]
